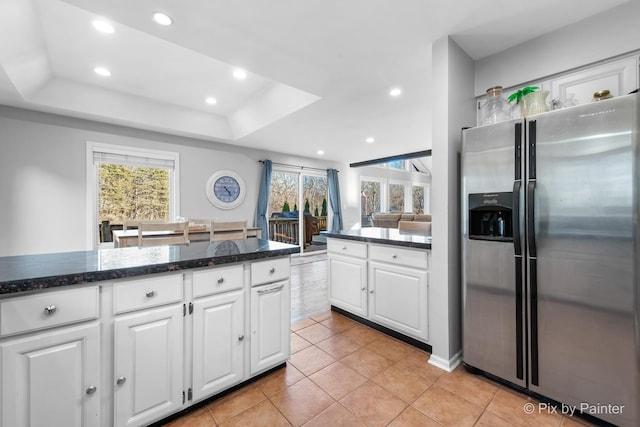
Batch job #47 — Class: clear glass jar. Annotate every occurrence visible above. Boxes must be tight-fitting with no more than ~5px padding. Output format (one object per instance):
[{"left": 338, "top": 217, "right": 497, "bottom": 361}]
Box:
[{"left": 480, "top": 86, "right": 511, "bottom": 125}]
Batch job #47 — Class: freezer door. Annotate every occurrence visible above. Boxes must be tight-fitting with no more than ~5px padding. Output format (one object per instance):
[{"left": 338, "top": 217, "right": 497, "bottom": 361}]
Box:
[
  {"left": 528, "top": 94, "right": 639, "bottom": 427},
  {"left": 462, "top": 118, "right": 526, "bottom": 387}
]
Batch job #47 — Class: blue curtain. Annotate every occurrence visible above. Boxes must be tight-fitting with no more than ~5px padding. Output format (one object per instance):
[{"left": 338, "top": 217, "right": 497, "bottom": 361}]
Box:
[
  {"left": 327, "top": 168, "right": 343, "bottom": 231},
  {"left": 255, "top": 160, "right": 272, "bottom": 239}
]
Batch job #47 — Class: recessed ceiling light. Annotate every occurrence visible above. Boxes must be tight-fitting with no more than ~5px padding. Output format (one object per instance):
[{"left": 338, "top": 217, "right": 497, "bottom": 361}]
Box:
[
  {"left": 233, "top": 68, "right": 247, "bottom": 80},
  {"left": 317, "top": 150, "right": 324, "bottom": 155},
  {"left": 94, "top": 67, "right": 111, "bottom": 77},
  {"left": 389, "top": 87, "right": 402, "bottom": 97},
  {"left": 365, "top": 137, "right": 375, "bottom": 143},
  {"left": 92, "top": 20, "right": 114, "bottom": 34},
  {"left": 152, "top": 12, "right": 173, "bottom": 26},
  {"left": 205, "top": 97, "right": 217, "bottom": 105}
]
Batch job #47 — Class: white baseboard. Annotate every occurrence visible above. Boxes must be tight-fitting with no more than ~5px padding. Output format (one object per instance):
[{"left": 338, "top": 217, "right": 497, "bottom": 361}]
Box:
[{"left": 428, "top": 350, "right": 462, "bottom": 372}]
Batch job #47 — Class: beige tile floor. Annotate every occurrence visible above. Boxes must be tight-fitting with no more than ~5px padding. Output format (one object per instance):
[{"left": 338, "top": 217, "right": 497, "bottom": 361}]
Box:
[{"left": 163, "top": 310, "right": 598, "bottom": 427}]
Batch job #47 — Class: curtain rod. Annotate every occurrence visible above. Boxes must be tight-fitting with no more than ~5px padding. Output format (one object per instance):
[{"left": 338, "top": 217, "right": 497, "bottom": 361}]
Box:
[{"left": 258, "top": 160, "right": 337, "bottom": 173}]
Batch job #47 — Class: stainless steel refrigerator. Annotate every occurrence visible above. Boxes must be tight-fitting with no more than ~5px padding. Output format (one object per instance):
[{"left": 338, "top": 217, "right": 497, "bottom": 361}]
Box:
[{"left": 461, "top": 93, "right": 639, "bottom": 427}]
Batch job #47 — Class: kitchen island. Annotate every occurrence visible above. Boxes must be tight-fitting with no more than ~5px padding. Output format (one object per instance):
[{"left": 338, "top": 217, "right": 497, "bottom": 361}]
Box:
[
  {"left": 0, "top": 240, "right": 299, "bottom": 427},
  {"left": 324, "top": 228, "right": 460, "bottom": 373}
]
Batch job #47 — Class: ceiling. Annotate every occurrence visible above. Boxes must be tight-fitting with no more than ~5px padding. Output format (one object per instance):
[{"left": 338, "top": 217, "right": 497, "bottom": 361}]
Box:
[{"left": 0, "top": 0, "right": 628, "bottom": 163}]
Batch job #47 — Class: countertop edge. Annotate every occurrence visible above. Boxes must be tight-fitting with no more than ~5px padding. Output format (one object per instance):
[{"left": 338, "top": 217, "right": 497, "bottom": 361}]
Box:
[
  {"left": 324, "top": 231, "right": 432, "bottom": 250},
  {"left": 0, "top": 245, "right": 299, "bottom": 297}
]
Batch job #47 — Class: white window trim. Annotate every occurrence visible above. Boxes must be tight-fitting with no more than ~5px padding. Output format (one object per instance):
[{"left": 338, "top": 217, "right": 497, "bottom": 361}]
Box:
[{"left": 86, "top": 141, "right": 180, "bottom": 249}]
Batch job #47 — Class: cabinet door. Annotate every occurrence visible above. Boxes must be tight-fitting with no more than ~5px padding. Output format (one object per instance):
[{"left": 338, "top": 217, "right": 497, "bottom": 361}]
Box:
[
  {"left": 250, "top": 280, "right": 290, "bottom": 375},
  {"left": 369, "top": 261, "right": 428, "bottom": 341},
  {"left": 328, "top": 254, "right": 367, "bottom": 316},
  {"left": 114, "top": 304, "right": 183, "bottom": 427},
  {"left": 1, "top": 322, "right": 101, "bottom": 427},
  {"left": 550, "top": 56, "right": 638, "bottom": 105},
  {"left": 192, "top": 290, "right": 244, "bottom": 400}
]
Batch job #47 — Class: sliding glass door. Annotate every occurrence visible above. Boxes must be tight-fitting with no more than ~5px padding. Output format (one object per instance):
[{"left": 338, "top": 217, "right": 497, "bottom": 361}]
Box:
[{"left": 268, "top": 169, "right": 327, "bottom": 254}]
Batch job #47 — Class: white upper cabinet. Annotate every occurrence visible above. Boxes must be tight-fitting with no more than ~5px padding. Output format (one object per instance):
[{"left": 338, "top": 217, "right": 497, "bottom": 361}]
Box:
[{"left": 550, "top": 56, "right": 639, "bottom": 105}]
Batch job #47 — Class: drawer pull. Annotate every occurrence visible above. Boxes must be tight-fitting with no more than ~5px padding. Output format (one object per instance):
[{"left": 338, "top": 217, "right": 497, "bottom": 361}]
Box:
[
  {"left": 361, "top": 286, "right": 366, "bottom": 291},
  {"left": 238, "top": 334, "right": 245, "bottom": 342},
  {"left": 116, "top": 376, "right": 126, "bottom": 385},
  {"left": 257, "top": 284, "right": 284, "bottom": 295},
  {"left": 217, "top": 277, "right": 224, "bottom": 284},
  {"left": 269, "top": 267, "right": 276, "bottom": 274},
  {"left": 342, "top": 246, "right": 347, "bottom": 250},
  {"left": 145, "top": 290, "right": 155, "bottom": 298},
  {"left": 369, "top": 289, "right": 374, "bottom": 294},
  {"left": 86, "top": 386, "right": 97, "bottom": 395},
  {"left": 392, "top": 254, "right": 398, "bottom": 259},
  {"left": 43, "top": 305, "right": 57, "bottom": 316}
]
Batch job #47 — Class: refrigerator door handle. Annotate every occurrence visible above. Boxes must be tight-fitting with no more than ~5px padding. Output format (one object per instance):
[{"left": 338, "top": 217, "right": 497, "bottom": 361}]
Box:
[
  {"left": 530, "top": 257, "right": 539, "bottom": 386},
  {"left": 527, "top": 180, "right": 537, "bottom": 258},
  {"left": 515, "top": 256, "right": 524, "bottom": 380},
  {"left": 513, "top": 181, "right": 522, "bottom": 256}
]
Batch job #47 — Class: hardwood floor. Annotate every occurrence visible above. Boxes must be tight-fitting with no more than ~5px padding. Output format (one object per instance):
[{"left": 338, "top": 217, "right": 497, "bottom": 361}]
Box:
[{"left": 290, "top": 253, "right": 329, "bottom": 322}]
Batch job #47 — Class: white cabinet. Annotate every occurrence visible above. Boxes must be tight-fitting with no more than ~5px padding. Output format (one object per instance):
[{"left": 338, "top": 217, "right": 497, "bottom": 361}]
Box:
[
  {"left": 369, "top": 261, "right": 428, "bottom": 341},
  {"left": 327, "top": 239, "right": 368, "bottom": 317},
  {"left": 249, "top": 257, "right": 291, "bottom": 376},
  {"left": 250, "top": 280, "right": 290, "bottom": 375},
  {"left": 113, "top": 304, "right": 183, "bottom": 427},
  {"left": 191, "top": 289, "right": 245, "bottom": 400},
  {"left": 1, "top": 322, "right": 101, "bottom": 427},
  {"left": 327, "top": 238, "right": 430, "bottom": 344},
  {"left": 328, "top": 254, "right": 368, "bottom": 316},
  {"left": 550, "top": 56, "right": 638, "bottom": 106}
]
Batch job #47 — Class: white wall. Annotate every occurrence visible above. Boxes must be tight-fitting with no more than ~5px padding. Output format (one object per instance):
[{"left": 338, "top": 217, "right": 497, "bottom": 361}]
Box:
[
  {"left": 474, "top": 1, "right": 640, "bottom": 95},
  {"left": 0, "top": 106, "right": 342, "bottom": 256},
  {"left": 429, "top": 36, "right": 475, "bottom": 367}
]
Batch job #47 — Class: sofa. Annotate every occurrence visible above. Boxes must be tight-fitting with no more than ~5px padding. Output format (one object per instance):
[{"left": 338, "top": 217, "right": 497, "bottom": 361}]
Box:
[{"left": 371, "top": 213, "right": 432, "bottom": 233}]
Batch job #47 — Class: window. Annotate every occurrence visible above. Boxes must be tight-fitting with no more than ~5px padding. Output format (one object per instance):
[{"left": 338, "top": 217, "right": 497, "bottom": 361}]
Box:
[
  {"left": 388, "top": 183, "right": 407, "bottom": 212},
  {"left": 360, "top": 177, "right": 385, "bottom": 227},
  {"left": 87, "top": 142, "right": 179, "bottom": 248},
  {"left": 388, "top": 159, "right": 407, "bottom": 170},
  {"left": 412, "top": 185, "right": 425, "bottom": 214},
  {"left": 268, "top": 169, "right": 327, "bottom": 253}
]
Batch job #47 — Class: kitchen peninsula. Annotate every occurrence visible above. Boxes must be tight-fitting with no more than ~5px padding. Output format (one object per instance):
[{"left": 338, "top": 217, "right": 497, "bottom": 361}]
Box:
[
  {"left": 324, "top": 228, "right": 460, "bottom": 373},
  {"left": 0, "top": 239, "right": 299, "bottom": 427}
]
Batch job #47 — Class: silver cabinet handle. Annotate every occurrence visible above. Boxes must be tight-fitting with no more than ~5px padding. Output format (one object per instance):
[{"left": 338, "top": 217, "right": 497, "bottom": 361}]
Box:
[
  {"left": 238, "top": 334, "right": 245, "bottom": 342},
  {"left": 392, "top": 254, "right": 398, "bottom": 259},
  {"left": 145, "top": 290, "right": 155, "bottom": 298},
  {"left": 369, "top": 289, "right": 374, "bottom": 294},
  {"left": 44, "top": 305, "right": 57, "bottom": 316},
  {"left": 217, "top": 277, "right": 224, "bottom": 284},
  {"left": 269, "top": 267, "right": 276, "bottom": 274},
  {"left": 86, "top": 386, "right": 97, "bottom": 395},
  {"left": 342, "top": 246, "right": 347, "bottom": 250},
  {"left": 257, "top": 284, "right": 284, "bottom": 295},
  {"left": 116, "top": 376, "right": 126, "bottom": 385},
  {"left": 361, "top": 286, "right": 366, "bottom": 291}
]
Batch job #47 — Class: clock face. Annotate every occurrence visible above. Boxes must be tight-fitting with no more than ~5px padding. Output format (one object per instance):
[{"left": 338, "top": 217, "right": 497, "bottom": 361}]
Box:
[
  {"left": 205, "top": 170, "right": 246, "bottom": 209},
  {"left": 213, "top": 176, "right": 240, "bottom": 202}
]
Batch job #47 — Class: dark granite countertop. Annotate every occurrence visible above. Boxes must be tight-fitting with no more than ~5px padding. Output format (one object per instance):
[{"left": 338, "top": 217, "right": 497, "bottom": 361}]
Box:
[
  {"left": 323, "top": 228, "right": 431, "bottom": 249},
  {"left": 0, "top": 239, "right": 299, "bottom": 297}
]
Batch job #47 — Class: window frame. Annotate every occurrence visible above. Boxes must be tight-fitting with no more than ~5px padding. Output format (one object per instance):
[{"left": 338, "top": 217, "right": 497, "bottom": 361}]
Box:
[{"left": 86, "top": 142, "right": 180, "bottom": 249}]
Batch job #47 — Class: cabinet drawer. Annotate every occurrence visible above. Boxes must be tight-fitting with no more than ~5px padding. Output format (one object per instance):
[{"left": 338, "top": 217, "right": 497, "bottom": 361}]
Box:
[
  {"left": 369, "top": 244, "right": 428, "bottom": 269},
  {"left": 0, "top": 286, "right": 99, "bottom": 336},
  {"left": 251, "top": 257, "right": 290, "bottom": 286},
  {"left": 114, "top": 274, "right": 183, "bottom": 314},
  {"left": 327, "top": 239, "right": 367, "bottom": 259},
  {"left": 193, "top": 265, "right": 244, "bottom": 298}
]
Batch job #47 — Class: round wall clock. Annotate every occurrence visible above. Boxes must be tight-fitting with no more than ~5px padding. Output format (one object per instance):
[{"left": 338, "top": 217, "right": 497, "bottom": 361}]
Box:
[{"left": 205, "top": 170, "right": 246, "bottom": 209}]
